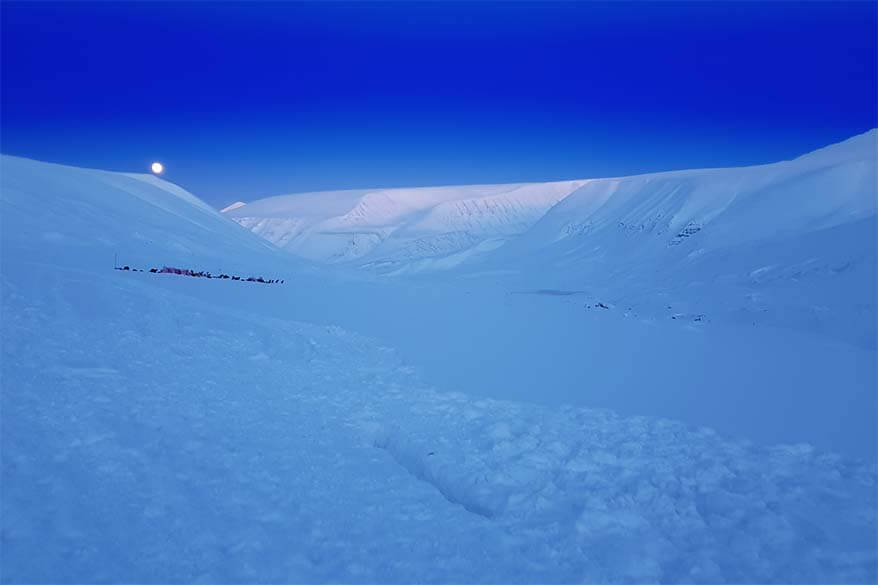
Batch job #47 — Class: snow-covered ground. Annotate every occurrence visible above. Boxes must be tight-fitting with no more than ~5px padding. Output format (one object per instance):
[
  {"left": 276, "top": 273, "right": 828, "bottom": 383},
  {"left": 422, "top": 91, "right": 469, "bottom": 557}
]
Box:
[
  {"left": 2, "top": 138, "right": 876, "bottom": 583},
  {"left": 226, "top": 131, "right": 876, "bottom": 458},
  {"left": 228, "top": 131, "right": 876, "bottom": 346}
]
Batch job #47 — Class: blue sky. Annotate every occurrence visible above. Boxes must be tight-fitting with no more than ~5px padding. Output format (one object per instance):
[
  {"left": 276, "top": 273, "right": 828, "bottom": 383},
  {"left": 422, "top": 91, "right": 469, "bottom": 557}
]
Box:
[{"left": 2, "top": 1, "right": 876, "bottom": 208}]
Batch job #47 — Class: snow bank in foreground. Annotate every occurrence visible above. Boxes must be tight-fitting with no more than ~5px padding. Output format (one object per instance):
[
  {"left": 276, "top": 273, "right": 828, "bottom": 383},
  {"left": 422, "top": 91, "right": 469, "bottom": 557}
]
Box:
[{"left": 2, "top": 264, "right": 875, "bottom": 584}]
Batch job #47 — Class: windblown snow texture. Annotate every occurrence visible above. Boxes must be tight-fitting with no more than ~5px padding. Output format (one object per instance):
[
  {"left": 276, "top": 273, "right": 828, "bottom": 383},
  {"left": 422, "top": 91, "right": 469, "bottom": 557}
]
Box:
[{"left": 2, "top": 134, "right": 876, "bottom": 584}]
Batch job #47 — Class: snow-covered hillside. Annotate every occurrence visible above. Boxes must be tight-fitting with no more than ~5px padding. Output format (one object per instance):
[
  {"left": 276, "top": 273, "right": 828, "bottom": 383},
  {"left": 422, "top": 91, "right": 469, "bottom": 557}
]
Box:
[
  {"left": 517, "top": 130, "right": 876, "bottom": 255},
  {"left": 2, "top": 151, "right": 876, "bottom": 583},
  {"left": 1, "top": 156, "right": 293, "bottom": 277},
  {"left": 225, "top": 131, "right": 876, "bottom": 273},
  {"left": 489, "top": 130, "right": 878, "bottom": 349},
  {"left": 227, "top": 132, "right": 876, "bottom": 348},
  {"left": 224, "top": 180, "right": 587, "bottom": 263}
]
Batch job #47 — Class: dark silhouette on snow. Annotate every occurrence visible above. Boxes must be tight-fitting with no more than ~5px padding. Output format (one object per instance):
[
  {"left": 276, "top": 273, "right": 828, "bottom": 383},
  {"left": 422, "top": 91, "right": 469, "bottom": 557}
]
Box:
[{"left": 114, "top": 264, "right": 284, "bottom": 285}]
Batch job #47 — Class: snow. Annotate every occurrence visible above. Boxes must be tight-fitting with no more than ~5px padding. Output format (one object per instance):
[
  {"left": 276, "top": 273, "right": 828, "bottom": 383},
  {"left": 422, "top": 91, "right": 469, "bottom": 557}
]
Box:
[
  {"left": 223, "top": 131, "right": 875, "bottom": 456},
  {"left": 2, "top": 134, "right": 877, "bottom": 583},
  {"left": 0, "top": 155, "right": 293, "bottom": 276},
  {"left": 220, "top": 201, "right": 247, "bottom": 213},
  {"left": 223, "top": 181, "right": 586, "bottom": 263},
  {"left": 226, "top": 131, "right": 877, "bottom": 277}
]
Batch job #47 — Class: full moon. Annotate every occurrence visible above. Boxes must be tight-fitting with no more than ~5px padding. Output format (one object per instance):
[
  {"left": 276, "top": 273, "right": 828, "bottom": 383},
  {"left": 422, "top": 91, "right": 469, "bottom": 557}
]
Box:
[{"left": 151, "top": 162, "right": 164, "bottom": 174}]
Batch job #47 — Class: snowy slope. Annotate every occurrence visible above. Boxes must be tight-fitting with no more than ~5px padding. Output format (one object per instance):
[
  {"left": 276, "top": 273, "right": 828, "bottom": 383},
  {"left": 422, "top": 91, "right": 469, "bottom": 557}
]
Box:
[
  {"left": 225, "top": 131, "right": 876, "bottom": 277},
  {"left": 523, "top": 130, "right": 875, "bottom": 252},
  {"left": 487, "top": 130, "right": 877, "bottom": 348},
  {"left": 1, "top": 155, "right": 293, "bottom": 276},
  {"left": 2, "top": 154, "right": 876, "bottom": 583},
  {"left": 227, "top": 132, "right": 876, "bottom": 348},
  {"left": 506, "top": 129, "right": 875, "bottom": 268},
  {"left": 224, "top": 180, "right": 586, "bottom": 264}
]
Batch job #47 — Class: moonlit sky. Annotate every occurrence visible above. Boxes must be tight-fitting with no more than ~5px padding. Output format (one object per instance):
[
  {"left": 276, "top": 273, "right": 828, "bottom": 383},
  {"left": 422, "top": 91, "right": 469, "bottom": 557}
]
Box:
[{"left": 2, "top": 2, "right": 876, "bottom": 208}]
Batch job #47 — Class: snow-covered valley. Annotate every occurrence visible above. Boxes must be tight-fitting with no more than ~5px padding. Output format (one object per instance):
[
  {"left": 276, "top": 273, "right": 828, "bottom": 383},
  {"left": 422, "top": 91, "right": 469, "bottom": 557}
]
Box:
[
  {"left": 227, "top": 131, "right": 876, "bottom": 348},
  {"left": 2, "top": 133, "right": 876, "bottom": 583},
  {"left": 225, "top": 131, "right": 877, "bottom": 459}
]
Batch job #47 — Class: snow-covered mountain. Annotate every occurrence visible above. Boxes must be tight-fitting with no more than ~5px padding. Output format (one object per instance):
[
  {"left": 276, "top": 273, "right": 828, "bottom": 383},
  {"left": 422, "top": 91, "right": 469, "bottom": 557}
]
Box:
[
  {"left": 223, "top": 180, "right": 587, "bottom": 263},
  {"left": 503, "top": 128, "right": 875, "bottom": 271},
  {"left": 225, "top": 132, "right": 876, "bottom": 348},
  {"left": 491, "top": 130, "right": 878, "bottom": 348},
  {"left": 224, "top": 131, "right": 876, "bottom": 275}
]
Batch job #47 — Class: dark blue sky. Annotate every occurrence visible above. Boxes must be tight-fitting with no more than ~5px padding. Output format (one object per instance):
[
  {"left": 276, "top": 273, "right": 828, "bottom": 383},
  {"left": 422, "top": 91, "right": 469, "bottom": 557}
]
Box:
[{"left": 2, "top": 2, "right": 876, "bottom": 208}]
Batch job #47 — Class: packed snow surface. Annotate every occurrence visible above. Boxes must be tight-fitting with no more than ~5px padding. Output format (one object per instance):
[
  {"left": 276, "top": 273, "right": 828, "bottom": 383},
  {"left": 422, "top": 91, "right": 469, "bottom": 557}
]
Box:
[{"left": 2, "top": 134, "right": 877, "bottom": 584}]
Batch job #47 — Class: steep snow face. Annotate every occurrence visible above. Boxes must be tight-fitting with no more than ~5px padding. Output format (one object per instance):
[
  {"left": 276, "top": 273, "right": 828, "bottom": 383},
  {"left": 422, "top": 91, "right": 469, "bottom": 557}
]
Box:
[
  {"left": 224, "top": 180, "right": 586, "bottom": 263},
  {"left": 1, "top": 155, "right": 292, "bottom": 276}
]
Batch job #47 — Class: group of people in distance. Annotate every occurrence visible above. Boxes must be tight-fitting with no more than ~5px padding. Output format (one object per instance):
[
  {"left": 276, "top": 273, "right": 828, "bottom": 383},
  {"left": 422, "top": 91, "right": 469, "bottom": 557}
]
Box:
[{"left": 115, "top": 265, "right": 284, "bottom": 284}]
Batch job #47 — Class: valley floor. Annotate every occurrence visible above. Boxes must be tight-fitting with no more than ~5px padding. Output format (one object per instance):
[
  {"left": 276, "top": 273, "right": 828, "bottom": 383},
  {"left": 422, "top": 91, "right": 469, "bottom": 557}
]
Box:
[{"left": 2, "top": 264, "right": 876, "bottom": 584}]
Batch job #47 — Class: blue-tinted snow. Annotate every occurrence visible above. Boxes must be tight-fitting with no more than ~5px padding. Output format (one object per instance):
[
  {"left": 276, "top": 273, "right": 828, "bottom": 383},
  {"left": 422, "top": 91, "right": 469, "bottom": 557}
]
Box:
[{"left": 1, "top": 137, "right": 876, "bottom": 583}]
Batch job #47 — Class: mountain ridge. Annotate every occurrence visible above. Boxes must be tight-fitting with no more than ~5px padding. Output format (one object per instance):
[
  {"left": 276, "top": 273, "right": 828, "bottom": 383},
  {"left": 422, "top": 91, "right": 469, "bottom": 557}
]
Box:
[{"left": 223, "top": 130, "right": 876, "bottom": 271}]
